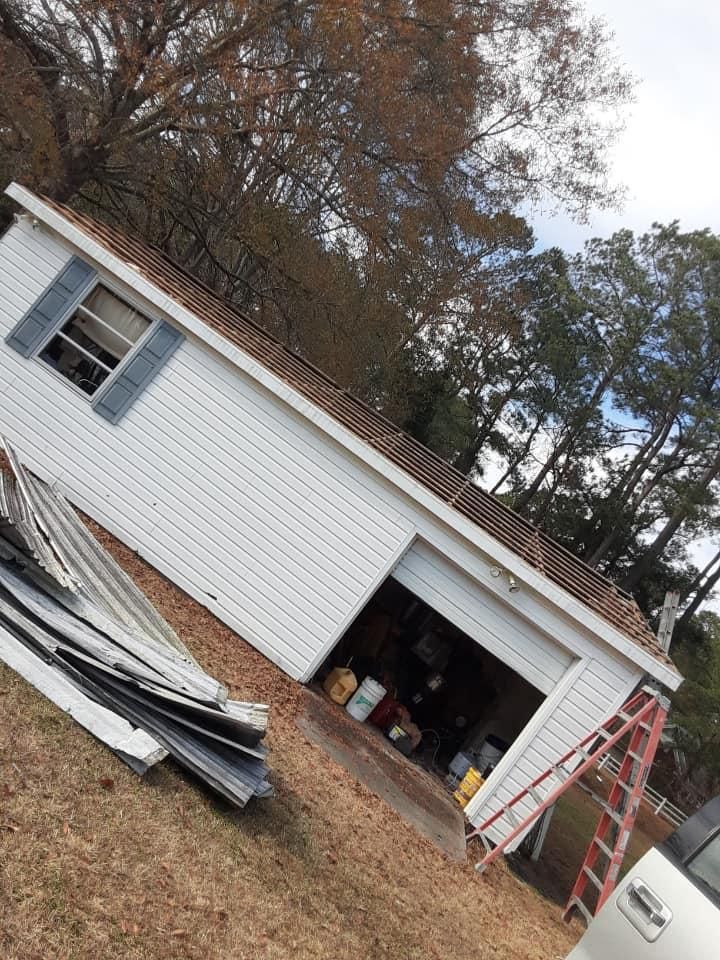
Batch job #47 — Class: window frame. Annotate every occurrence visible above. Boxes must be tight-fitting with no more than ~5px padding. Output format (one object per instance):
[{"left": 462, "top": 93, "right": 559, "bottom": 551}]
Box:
[
  {"left": 685, "top": 825, "right": 720, "bottom": 908},
  {"left": 33, "top": 275, "right": 160, "bottom": 404}
]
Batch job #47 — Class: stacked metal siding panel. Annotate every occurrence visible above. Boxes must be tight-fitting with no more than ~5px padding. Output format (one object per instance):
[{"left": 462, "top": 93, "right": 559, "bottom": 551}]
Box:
[
  {"left": 4, "top": 444, "right": 192, "bottom": 659},
  {"left": 0, "top": 449, "right": 272, "bottom": 805}
]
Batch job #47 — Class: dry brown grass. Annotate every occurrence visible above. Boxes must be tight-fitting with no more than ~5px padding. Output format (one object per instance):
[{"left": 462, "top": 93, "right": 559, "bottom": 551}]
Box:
[{"left": 0, "top": 520, "right": 579, "bottom": 960}]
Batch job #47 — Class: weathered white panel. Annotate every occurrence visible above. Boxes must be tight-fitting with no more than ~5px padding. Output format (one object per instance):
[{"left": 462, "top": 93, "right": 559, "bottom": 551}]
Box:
[
  {"left": 393, "top": 540, "right": 571, "bottom": 694},
  {"left": 465, "top": 655, "right": 640, "bottom": 846}
]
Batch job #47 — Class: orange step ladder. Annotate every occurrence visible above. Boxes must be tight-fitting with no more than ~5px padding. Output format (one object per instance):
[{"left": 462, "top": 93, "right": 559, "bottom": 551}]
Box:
[{"left": 467, "top": 686, "right": 669, "bottom": 924}]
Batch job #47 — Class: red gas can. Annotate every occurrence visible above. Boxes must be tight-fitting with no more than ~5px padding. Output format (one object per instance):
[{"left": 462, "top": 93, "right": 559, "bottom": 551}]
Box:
[{"left": 368, "top": 694, "right": 401, "bottom": 728}]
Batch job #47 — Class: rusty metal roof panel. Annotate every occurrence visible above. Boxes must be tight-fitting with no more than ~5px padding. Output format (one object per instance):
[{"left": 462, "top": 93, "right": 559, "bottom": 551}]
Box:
[{"left": 28, "top": 193, "right": 677, "bottom": 675}]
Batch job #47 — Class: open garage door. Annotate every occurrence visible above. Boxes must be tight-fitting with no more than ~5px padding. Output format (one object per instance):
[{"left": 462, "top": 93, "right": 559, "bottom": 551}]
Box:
[
  {"left": 310, "top": 538, "right": 575, "bottom": 823},
  {"left": 392, "top": 540, "right": 571, "bottom": 695},
  {"left": 312, "top": 573, "right": 547, "bottom": 794}
]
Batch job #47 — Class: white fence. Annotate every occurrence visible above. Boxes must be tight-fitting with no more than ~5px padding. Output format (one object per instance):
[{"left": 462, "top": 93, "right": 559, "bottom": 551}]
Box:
[{"left": 597, "top": 753, "right": 687, "bottom": 829}]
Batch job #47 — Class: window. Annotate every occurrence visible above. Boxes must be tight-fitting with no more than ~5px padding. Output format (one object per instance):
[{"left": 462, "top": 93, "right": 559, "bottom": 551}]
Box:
[
  {"left": 6, "top": 255, "right": 184, "bottom": 423},
  {"left": 37, "top": 284, "right": 151, "bottom": 397},
  {"left": 688, "top": 831, "right": 720, "bottom": 900}
]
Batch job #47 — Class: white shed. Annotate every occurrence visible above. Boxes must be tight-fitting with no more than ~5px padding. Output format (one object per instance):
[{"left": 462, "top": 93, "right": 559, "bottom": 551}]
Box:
[{"left": 0, "top": 183, "right": 681, "bottom": 842}]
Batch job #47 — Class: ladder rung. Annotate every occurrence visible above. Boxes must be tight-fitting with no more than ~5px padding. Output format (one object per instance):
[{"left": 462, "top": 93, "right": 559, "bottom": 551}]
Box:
[
  {"left": 616, "top": 780, "right": 633, "bottom": 794},
  {"left": 466, "top": 827, "right": 493, "bottom": 854},
  {"left": 553, "top": 764, "right": 569, "bottom": 781},
  {"left": 583, "top": 866, "right": 604, "bottom": 890},
  {"left": 618, "top": 711, "right": 633, "bottom": 722},
  {"left": 602, "top": 803, "right": 625, "bottom": 827},
  {"left": 596, "top": 727, "right": 612, "bottom": 740},
  {"left": 627, "top": 750, "right": 644, "bottom": 762},
  {"left": 577, "top": 747, "right": 591, "bottom": 762},
  {"left": 567, "top": 895, "right": 594, "bottom": 926},
  {"left": 638, "top": 721, "right": 653, "bottom": 733},
  {"left": 503, "top": 804, "right": 521, "bottom": 827},
  {"left": 594, "top": 837, "right": 613, "bottom": 858}
]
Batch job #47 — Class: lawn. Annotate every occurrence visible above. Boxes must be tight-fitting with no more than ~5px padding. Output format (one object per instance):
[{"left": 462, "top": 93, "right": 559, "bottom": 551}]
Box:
[
  {"left": 508, "top": 775, "right": 674, "bottom": 910},
  {"left": 0, "top": 517, "right": 581, "bottom": 960}
]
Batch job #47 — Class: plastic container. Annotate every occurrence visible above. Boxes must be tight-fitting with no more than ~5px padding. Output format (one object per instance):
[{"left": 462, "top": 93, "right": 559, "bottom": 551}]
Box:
[
  {"left": 477, "top": 735, "right": 508, "bottom": 776},
  {"left": 387, "top": 724, "right": 413, "bottom": 756},
  {"left": 368, "top": 694, "right": 401, "bottom": 728},
  {"left": 346, "top": 676, "right": 386, "bottom": 722},
  {"left": 448, "top": 751, "right": 473, "bottom": 782},
  {"left": 453, "top": 766, "right": 484, "bottom": 807},
  {"left": 323, "top": 666, "right": 358, "bottom": 705}
]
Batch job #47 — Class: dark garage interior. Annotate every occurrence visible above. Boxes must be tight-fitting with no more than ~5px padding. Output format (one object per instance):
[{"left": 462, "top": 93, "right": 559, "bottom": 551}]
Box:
[{"left": 313, "top": 577, "right": 545, "bottom": 792}]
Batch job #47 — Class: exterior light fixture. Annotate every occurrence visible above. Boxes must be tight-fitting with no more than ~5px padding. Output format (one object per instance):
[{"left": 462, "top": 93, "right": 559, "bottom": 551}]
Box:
[{"left": 489, "top": 565, "right": 520, "bottom": 593}]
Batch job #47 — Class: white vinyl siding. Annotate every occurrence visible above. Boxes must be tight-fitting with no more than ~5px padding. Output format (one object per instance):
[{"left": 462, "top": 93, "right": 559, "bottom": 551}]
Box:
[
  {"left": 0, "top": 220, "right": 413, "bottom": 679},
  {"left": 0, "top": 217, "right": 648, "bottom": 843},
  {"left": 465, "top": 655, "right": 638, "bottom": 843}
]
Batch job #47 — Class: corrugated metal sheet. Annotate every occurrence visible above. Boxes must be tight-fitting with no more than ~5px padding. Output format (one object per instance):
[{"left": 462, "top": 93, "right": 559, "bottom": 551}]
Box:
[
  {"left": 3, "top": 436, "right": 194, "bottom": 662},
  {"left": 0, "top": 445, "right": 273, "bottom": 807},
  {"left": 24, "top": 192, "right": 675, "bottom": 674},
  {"left": 0, "top": 620, "right": 167, "bottom": 774},
  {"left": 0, "top": 469, "right": 76, "bottom": 589}
]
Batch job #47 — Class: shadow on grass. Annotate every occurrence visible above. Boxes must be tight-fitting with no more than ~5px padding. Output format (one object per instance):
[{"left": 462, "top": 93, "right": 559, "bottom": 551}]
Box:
[{"left": 142, "top": 757, "right": 319, "bottom": 864}]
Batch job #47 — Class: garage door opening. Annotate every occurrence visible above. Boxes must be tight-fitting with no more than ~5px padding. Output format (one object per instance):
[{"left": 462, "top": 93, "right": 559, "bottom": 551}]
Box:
[{"left": 312, "top": 576, "right": 545, "bottom": 792}]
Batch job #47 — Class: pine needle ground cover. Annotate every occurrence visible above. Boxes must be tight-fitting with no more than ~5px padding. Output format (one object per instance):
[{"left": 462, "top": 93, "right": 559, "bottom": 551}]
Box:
[{"left": 0, "top": 517, "right": 578, "bottom": 960}]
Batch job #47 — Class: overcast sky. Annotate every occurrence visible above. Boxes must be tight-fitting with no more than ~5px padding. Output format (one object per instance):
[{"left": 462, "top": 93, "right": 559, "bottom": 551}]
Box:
[{"left": 534, "top": 0, "right": 720, "bottom": 252}]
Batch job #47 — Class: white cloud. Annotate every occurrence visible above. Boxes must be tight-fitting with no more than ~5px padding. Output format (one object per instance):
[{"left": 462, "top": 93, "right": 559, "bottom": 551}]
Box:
[{"left": 533, "top": 0, "right": 720, "bottom": 250}]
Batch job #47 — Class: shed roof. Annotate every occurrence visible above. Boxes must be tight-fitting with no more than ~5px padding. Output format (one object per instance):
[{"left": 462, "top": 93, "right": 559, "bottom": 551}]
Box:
[{"left": 7, "top": 186, "right": 678, "bottom": 679}]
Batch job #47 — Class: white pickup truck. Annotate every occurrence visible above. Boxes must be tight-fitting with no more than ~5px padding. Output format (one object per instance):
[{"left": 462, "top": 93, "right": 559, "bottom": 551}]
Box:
[{"left": 566, "top": 795, "right": 720, "bottom": 959}]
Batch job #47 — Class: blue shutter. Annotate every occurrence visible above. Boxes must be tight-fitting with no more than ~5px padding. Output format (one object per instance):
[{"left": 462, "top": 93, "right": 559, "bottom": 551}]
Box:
[
  {"left": 92, "top": 320, "right": 184, "bottom": 424},
  {"left": 5, "top": 256, "right": 96, "bottom": 357}
]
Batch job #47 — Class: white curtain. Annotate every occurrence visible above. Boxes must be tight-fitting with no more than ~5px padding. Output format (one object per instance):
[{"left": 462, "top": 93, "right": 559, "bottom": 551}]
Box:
[{"left": 76, "top": 286, "right": 150, "bottom": 360}]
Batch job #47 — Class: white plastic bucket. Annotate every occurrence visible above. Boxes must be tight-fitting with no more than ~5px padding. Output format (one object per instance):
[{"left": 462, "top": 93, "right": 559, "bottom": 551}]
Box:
[
  {"left": 477, "top": 736, "right": 506, "bottom": 774},
  {"left": 346, "top": 676, "right": 386, "bottom": 722}
]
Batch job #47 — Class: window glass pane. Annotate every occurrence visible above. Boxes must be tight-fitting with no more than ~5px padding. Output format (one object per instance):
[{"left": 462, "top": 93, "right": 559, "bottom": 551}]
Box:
[
  {"left": 78, "top": 286, "right": 150, "bottom": 360},
  {"left": 38, "top": 334, "right": 111, "bottom": 396},
  {"left": 61, "top": 317, "right": 121, "bottom": 369},
  {"left": 689, "top": 833, "right": 720, "bottom": 898}
]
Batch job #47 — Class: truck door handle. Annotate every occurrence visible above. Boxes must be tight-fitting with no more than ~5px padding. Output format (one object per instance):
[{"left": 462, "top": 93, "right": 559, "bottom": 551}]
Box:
[
  {"left": 628, "top": 879, "right": 670, "bottom": 927},
  {"left": 618, "top": 878, "right": 672, "bottom": 941}
]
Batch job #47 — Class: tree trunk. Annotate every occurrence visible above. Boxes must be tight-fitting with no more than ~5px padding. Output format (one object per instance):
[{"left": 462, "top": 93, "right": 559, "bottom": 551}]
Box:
[
  {"left": 454, "top": 370, "right": 532, "bottom": 476},
  {"left": 680, "top": 549, "right": 720, "bottom": 604},
  {"left": 490, "top": 413, "right": 547, "bottom": 494},
  {"left": 620, "top": 456, "right": 720, "bottom": 592},
  {"left": 676, "top": 553, "right": 720, "bottom": 633},
  {"left": 513, "top": 367, "right": 615, "bottom": 512},
  {"left": 585, "top": 450, "right": 678, "bottom": 568}
]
